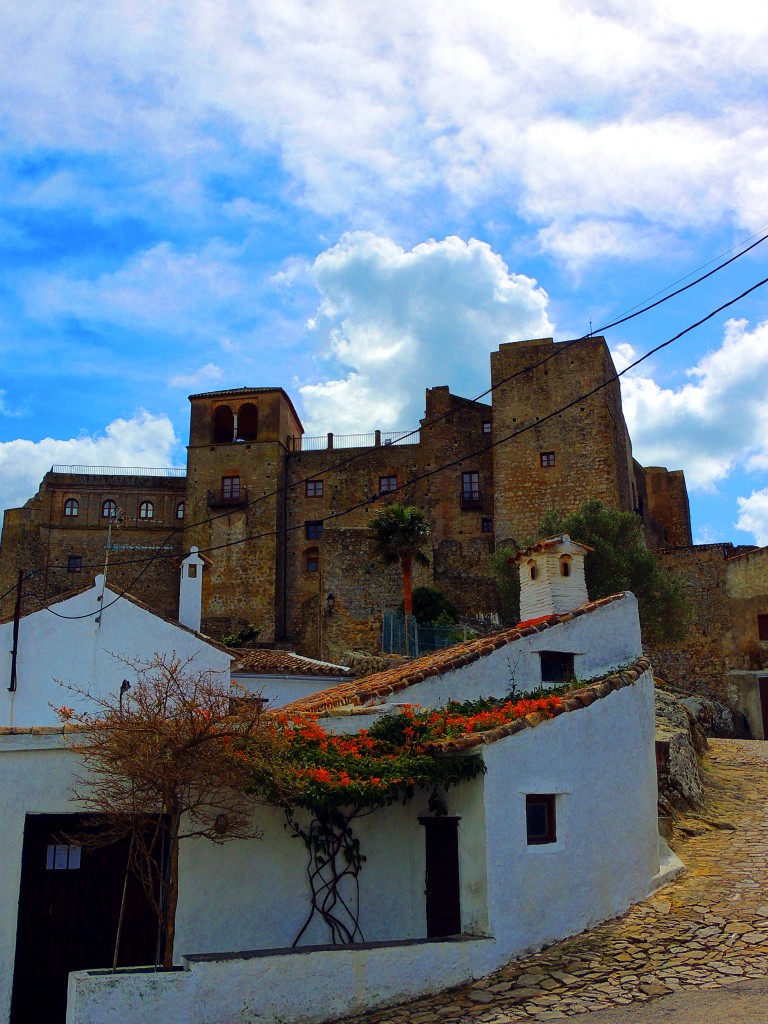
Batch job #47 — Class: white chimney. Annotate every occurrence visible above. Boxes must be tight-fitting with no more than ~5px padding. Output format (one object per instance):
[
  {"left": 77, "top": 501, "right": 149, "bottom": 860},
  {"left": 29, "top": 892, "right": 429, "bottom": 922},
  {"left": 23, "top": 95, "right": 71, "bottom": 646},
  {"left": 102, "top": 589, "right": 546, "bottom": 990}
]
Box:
[
  {"left": 514, "top": 534, "right": 592, "bottom": 622},
  {"left": 179, "top": 547, "right": 205, "bottom": 632}
]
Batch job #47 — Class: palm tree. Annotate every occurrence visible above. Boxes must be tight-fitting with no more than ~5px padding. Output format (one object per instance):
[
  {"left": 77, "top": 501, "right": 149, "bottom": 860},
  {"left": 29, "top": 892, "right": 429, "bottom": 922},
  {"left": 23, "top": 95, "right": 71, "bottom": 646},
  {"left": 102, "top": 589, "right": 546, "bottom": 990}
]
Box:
[{"left": 367, "top": 503, "right": 430, "bottom": 617}]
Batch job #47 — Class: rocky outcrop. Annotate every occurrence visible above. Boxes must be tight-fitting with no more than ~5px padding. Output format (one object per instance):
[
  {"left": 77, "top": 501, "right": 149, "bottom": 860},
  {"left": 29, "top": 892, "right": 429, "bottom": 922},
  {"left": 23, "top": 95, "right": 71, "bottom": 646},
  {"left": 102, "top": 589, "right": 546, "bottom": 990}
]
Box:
[
  {"left": 655, "top": 687, "right": 706, "bottom": 812},
  {"left": 679, "top": 695, "right": 743, "bottom": 738}
]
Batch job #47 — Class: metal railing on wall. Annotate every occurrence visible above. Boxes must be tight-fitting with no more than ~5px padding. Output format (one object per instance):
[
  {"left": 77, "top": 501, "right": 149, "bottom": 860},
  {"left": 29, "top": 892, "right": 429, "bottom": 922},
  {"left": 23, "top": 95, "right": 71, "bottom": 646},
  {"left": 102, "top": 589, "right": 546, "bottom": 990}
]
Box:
[
  {"left": 288, "top": 429, "right": 420, "bottom": 452},
  {"left": 381, "top": 612, "right": 470, "bottom": 656},
  {"left": 50, "top": 465, "right": 187, "bottom": 477}
]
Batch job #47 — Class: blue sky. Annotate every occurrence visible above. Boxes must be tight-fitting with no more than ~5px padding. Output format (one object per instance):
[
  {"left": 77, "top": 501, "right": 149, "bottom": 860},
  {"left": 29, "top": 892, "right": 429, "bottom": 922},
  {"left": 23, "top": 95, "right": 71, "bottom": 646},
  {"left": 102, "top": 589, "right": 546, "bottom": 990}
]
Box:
[{"left": 2, "top": 0, "right": 768, "bottom": 544}]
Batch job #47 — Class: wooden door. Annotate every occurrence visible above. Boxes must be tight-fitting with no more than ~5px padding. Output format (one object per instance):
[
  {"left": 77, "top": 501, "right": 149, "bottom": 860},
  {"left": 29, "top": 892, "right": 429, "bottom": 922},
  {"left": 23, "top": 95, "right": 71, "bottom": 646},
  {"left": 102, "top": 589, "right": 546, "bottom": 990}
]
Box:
[
  {"left": 418, "top": 816, "right": 462, "bottom": 938},
  {"left": 10, "top": 814, "right": 159, "bottom": 1024},
  {"left": 759, "top": 678, "right": 768, "bottom": 739}
]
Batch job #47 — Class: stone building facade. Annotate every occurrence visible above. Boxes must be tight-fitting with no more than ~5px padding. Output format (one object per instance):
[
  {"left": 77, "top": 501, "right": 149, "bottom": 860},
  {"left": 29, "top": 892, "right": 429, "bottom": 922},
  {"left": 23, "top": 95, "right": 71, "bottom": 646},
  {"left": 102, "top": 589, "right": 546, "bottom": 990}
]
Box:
[{"left": 0, "top": 336, "right": 691, "bottom": 658}]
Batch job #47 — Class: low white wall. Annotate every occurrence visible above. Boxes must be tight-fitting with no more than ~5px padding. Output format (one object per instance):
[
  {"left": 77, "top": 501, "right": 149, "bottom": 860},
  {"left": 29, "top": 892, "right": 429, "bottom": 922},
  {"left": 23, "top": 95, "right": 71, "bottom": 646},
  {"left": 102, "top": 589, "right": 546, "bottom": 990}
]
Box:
[
  {"left": 483, "top": 670, "right": 659, "bottom": 953},
  {"left": 68, "top": 936, "right": 495, "bottom": 1024},
  {"left": 231, "top": 671, "right": 348, "bottom": 708},
  {"left": 0, "top": 577, "right": 231, "bottom": 728}
]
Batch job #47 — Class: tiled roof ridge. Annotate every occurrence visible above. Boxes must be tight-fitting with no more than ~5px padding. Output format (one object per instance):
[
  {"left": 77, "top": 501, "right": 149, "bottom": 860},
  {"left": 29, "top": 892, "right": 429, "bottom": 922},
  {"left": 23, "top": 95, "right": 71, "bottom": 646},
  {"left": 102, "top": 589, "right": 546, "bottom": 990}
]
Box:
[
  {"left": 279, "top": 593, "right": 628, "bottom": 715},
  {"left": 422, "top": 656, "right": 652, "bottom": 752},
  {"left": 232, "top": 649, "right": 352, "bottom": 676}
]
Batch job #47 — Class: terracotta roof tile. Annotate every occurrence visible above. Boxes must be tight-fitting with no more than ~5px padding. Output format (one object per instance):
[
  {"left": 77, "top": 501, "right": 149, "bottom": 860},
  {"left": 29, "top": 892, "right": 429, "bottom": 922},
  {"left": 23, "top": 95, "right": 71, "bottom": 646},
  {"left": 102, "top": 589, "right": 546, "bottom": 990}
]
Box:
[
  {"left": 232, "top": 649, "right": 352, "bottom": 677},
  {"left": 280, "top": 593, "right": 628, "bottom": 716}
]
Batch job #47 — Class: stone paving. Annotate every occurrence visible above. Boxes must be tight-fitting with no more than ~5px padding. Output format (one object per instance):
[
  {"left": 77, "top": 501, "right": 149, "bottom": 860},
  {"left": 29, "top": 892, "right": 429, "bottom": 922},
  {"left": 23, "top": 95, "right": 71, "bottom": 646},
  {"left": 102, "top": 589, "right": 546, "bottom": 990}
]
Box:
[{"left": 337, "top": 739, "right": 768, "bottom": 1024}]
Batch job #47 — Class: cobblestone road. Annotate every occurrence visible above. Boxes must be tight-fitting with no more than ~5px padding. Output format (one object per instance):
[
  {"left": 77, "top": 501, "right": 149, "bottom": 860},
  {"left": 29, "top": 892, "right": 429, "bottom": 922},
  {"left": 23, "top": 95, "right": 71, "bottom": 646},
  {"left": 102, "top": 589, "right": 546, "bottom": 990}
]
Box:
[{"left": 337, "top": 739, "right": 768, "bottom": 1024}]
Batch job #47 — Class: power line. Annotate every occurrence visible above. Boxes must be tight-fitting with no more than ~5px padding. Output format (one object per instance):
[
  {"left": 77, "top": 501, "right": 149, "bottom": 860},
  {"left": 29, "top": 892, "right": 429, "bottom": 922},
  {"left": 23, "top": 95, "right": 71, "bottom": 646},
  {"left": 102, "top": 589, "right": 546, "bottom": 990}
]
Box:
[{"left": 28, "top": 227, "right": 768, "bottom": 578}]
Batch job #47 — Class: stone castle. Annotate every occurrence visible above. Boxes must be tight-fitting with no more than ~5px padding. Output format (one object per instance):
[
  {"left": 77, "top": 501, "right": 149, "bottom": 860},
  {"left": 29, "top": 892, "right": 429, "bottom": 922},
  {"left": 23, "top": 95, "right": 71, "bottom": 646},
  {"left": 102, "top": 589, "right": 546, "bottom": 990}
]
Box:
[{"left": 0, "top": 336, "right": 694, "bottom": 662}]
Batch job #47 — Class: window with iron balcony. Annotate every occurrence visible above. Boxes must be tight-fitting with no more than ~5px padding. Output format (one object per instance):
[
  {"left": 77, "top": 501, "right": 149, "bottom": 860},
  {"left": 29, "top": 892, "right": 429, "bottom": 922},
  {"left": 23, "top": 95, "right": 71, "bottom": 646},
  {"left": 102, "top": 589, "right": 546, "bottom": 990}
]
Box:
[
  {"left": 222, "top": 476, "right": 241, "bottom": 502},
  {"left": 460, "top": 471, "right": 482, "bottom": 509}
]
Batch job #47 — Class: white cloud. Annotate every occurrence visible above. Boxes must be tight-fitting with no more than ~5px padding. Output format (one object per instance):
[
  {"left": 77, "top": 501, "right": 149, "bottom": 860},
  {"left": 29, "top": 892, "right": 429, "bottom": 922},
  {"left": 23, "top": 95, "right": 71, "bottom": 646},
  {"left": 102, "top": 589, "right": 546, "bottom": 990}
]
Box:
[
  {"left": 620, "top": 318, "right": 768, "bottom": 491},
  {"left": 27, "top": 242, "right": 247, "bottom": 339},
  {"left": 2, "top": 2, "right": 768, "bottom": 257},
  {"left": 298, "top": 233, "right": 552, "bottom": 432},
  {"left": 736, "top": 491, "right": 768, "bottom": 545},
  {"left": 169, "top": 364, "right": 224, "bottom": 389},
  {"left": 0, "top": 412, "right": 179, "bottom": 515}
]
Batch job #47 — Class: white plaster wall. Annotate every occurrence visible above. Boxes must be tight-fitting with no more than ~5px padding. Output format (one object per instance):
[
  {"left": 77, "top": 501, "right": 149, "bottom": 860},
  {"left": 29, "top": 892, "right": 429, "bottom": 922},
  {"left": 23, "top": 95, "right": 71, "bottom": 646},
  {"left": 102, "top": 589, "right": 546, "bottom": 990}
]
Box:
[
  {"left": 0, "top": 578, "right": 231, "bottom": 728},
  {"left": 481, "top": 670, "right": 659, "bottom": 953},
  {"left": 327, "top": 597, "right": 642, "bottom": 719},
  {"left": 230, "top": 671, "right": 348, "bottom": 708}
]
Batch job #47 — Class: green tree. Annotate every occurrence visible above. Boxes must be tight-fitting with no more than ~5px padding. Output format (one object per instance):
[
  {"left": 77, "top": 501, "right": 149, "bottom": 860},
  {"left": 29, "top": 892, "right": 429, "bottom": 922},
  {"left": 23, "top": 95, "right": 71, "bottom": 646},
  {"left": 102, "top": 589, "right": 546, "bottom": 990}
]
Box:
[
  {"left": 538, "top": 499, "right": 690, "bottom": 645},
  {"left": 400, "top": 585, "right": 458, "bottom": 624},
  {"left": 489, "top": 546, "right": 521, "bottom": 625},
  {"left": 367, "top": 503, "right": 430, "bottom": 616}
]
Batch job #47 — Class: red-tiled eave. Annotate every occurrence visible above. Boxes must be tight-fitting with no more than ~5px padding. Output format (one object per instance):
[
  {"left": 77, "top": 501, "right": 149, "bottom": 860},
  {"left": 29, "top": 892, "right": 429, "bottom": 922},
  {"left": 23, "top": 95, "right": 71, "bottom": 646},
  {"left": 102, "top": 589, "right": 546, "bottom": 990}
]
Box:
[
  {"left": 280, "top": 593, "right": 628, "bottom": 716},
  {"left": 422, "top": 656, "right": 652, "bottom": 753},
  {"left": 232, "top": 649, "right": 352, "bottom": 677}
]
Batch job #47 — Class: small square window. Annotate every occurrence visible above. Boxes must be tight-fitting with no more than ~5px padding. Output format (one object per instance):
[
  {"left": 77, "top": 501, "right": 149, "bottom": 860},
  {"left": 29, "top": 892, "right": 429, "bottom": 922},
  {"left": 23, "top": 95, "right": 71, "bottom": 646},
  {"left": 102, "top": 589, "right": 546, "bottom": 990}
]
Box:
[
  {"left": 758, "top": 614, "right": 768, "bottom": 641},
  {"left": 306, "top": 480, "right": 323, "bottom": 498},
  {"left": 526, "top": 795, "right": 556, "bottom": 845},
  {"left": 540, "top": 651, "right": 574, "bottom": 684},
  {"left": 67, "top": 556, "right": 83, "bottom": 574},
  {"left": 379, "top": 475, "right": 398, "bottom": 494},
  {"left": 540, "top": 451, "right": 556, "bottom": 467},
  {"left": 305, "top": 549, "right": 320, "bottom": 573},
  {"left": 481, "top": 518, "right": 493, "bottom": 533},
  {"left": 482, "top": 421, "right": 491, "bottom": 434},
  {"left": 306, "top": 521, "right": 323, "bottom": 541}
]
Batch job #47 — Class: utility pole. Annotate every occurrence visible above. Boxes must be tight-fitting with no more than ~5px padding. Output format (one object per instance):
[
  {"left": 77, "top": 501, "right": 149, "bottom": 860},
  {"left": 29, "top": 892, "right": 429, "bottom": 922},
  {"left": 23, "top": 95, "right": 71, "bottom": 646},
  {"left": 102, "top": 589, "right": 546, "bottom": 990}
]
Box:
[
  {"left": 9, "top": 568, "right": 23, "bottom": 692},
  {"left": 97, "top": 507, "right": 124, "bottom": 627}
]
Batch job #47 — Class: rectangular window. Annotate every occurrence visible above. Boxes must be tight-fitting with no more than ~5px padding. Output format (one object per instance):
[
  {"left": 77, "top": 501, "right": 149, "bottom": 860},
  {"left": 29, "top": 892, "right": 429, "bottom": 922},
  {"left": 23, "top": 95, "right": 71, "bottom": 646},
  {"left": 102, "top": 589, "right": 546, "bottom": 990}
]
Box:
[
  {"left": 305, "top": 550, "right": 320, "bottom": 573},
  {"left": 526, "top": 795, "right": 556, "bottom": 845},
  {"left": 305, "top": 521, "right": 323, "bottom": 541},
  {"left": 379, "top": 475, "right": 397, "bottom": 494},
  {"left": 482, "top": 421, "right": 491, "bottom": 434},
  {"left": 540, "top": 451, "right": 556, "bottom": 467},
  {"left": 758, "top": 614, "right": 768, "bottom": 641},
  {"left": 67, "top": 556, "right": 82, "bottom": 574},
  {"left": 540, "top": 651, "right": 574, "bottom": 684},
  {"left": 481, "top": 518, "right": 493, "bottom": 533},
  {"left": 46, "top": 844, "right": 82, "bottom": 870},
  {"left": 461, "top": 471, "right": 481, "bottom": 509},
  {"left": 306, "top": 479, "right": 323, "bottom": 497},
  {"left": 222, "top": 476, "right": 241, "bottom": 501}
]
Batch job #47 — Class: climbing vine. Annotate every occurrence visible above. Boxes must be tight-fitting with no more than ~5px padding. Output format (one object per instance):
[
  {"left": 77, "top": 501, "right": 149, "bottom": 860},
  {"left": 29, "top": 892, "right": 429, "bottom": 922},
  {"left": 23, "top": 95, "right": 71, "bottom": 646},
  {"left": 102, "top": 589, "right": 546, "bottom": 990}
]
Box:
[{"left": 248, "top": 693, "right": 565, "bottom": 946}]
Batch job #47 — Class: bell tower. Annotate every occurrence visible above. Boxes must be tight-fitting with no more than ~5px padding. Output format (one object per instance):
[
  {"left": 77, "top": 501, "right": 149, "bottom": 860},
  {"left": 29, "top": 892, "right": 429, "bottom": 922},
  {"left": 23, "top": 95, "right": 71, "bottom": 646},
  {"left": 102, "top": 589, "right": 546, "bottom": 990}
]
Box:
[{"left": 185, "top": 387, "right": 303, "bottom": 641}]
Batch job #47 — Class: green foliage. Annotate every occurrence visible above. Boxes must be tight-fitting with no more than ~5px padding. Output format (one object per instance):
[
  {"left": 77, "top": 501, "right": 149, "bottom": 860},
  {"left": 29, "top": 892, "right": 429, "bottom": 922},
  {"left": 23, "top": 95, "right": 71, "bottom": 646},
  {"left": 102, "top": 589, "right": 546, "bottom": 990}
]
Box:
[
  {"left": 489, "top": 546, "right": 520, "bottom": 624},
  {"left": 367, "top": 503, "right": 430, "bottom": 569},
  {"left": 539, "top": 499, "right": 691, "bottom": 645},
  {"left": 221, "top": 623, "right": 262, "bottom": 648},
  {"left": 398, "top": 585, "right": 458, "bottom": 624}
]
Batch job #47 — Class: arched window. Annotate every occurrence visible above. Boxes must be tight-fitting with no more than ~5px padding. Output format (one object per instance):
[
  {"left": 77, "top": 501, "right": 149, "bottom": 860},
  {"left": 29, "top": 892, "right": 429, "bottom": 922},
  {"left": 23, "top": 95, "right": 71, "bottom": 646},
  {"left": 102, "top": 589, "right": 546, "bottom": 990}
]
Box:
[
  {"left": 527, "top": 559, "right": 537, "bottom": 581},
  {"left": 101, "top": 499, "right": 117, "bottom": 519},
  {"left": 64, "top": 498, "right": 79, "bottom": 517},
  {"left": 559, "top": 555, "right": 571, "bottom": 577},
  {"left": 212, "top": 405, "right": 235, "bottom": 444},
  {"left": 236, "top": 402, "right": 258, "bottom": 441},
  {"left": 139, "top": 500, "right": 154, "bottom": 520},
  {"left": 176, "top": 502, "right": 185, "bottom": 520},
  {"left": 305, "top": 547, "right": 320, "bottom": 573}
]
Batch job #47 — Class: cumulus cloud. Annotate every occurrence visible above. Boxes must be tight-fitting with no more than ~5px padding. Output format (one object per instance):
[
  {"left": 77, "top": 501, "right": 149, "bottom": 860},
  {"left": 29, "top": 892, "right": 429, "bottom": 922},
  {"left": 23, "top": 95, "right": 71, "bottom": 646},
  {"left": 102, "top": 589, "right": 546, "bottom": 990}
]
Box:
[
  {"left": 0, "top": 412, "right": 179, "bottom": 515},
  {"left": 619, "top": 318, "right": 768, "bottom": 492},
  {"left": 2, "top": 2, "right": 768, "bottom": 257},
  {"left": 298, "top": 233, "right": 552, "bottom": 432},
  {"left": 736, "top": 491, "right": 768, "bottom": 545}
]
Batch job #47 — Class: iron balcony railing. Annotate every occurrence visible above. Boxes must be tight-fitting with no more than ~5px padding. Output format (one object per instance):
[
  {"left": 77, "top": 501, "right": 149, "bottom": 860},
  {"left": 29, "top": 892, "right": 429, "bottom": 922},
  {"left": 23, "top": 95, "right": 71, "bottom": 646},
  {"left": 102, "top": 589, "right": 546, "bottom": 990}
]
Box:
[
  {"left": 207, "top": 487, "right": 249, "bottom": 508},
  {"left": 460, "top": 490, "right": 483, "bottom": 510}
]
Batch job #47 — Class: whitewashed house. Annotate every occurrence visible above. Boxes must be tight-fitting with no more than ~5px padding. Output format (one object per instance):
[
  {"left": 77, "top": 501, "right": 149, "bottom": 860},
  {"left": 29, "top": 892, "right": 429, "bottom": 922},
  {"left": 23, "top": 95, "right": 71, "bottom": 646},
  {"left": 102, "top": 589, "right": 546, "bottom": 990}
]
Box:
[{"left": 0, "top": 537, "right": 678, "bottom": 1024}]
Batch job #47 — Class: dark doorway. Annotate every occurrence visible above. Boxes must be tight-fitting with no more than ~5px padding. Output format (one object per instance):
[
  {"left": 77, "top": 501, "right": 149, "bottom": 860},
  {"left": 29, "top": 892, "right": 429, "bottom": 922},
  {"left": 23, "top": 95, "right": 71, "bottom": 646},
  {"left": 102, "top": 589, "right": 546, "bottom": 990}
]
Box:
[
  {"left": 418, "top": 816, "right": 462, "bottom": 937},
  {"left": 10, "top": 814, "right": 159, "bottom": 1024},
  {"left": 759, "top": 678, "right": 768, "bottom": 739}
]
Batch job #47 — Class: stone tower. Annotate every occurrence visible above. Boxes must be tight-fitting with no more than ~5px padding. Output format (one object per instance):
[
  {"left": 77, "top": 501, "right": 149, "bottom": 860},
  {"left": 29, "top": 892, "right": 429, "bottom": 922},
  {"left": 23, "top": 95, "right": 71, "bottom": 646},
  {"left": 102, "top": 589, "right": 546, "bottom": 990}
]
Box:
[
  {"left": 490, "top": 337, "right": 635, "bottom": 547},
  {"left": 184, "top": 387, "right": 303, "bottom": 640}
]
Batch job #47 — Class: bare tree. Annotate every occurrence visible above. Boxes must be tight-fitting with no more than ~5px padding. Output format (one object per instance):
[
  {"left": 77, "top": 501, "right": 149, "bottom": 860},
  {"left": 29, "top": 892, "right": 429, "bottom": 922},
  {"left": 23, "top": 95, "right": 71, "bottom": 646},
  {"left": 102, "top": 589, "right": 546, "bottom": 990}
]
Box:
[{"left": 57, "top": 654, "right": 287, "bottom": 969}]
